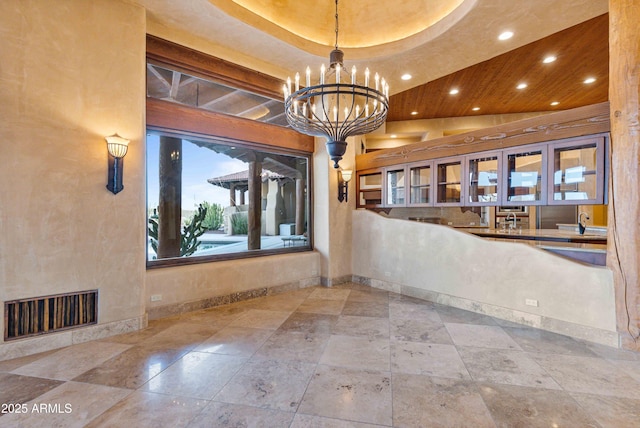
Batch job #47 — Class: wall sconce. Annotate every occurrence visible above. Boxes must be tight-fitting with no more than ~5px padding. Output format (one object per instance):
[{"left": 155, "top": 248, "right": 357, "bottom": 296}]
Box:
[
  {"left": 105, "top": 133, "right": 130, "bottom": 194},
  {"left": 338, "top": 169, "right": 352, "bottom": 203}
]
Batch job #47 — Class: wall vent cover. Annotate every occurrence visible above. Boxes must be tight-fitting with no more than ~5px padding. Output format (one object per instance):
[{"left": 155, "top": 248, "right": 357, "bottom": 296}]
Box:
[{"left": 4, "top": 290, "right": 98, "bottom": 341}]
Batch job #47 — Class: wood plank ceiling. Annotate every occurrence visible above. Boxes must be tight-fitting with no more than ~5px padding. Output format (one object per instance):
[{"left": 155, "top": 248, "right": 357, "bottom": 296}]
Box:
[
  {"left": 388, "top": 14, "right": 609, "bottom": 121},
  {"left": 147, "top": 14, "right": 609, "bottom": 127}
]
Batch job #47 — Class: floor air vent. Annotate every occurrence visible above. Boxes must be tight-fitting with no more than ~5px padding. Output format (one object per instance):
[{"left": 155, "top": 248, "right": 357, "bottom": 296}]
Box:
[{"left": 4, "top": 290, "right": 98, "bottom": 341}]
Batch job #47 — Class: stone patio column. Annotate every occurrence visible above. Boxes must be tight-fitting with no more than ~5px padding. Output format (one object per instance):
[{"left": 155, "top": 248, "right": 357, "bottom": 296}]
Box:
[{"left": 229, "top": 184, "right": 236, "bottom": 207}]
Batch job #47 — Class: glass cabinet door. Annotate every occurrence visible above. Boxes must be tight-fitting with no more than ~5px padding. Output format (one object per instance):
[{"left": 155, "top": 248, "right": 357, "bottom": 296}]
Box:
[
  {"left": 466, "top": 152, "right": 500, "bottom": 205},
  {"left": 384, "top": 167, "right": 406, "bottom": 206},
  {"left": 408, "top": 162, "right": 432, "bottom": 205},
  {"left": 503, "top": 145, "right": 546, "bottom": 205},
  {"left": 548, "top": 137, "right": 605, "bottom": 204},
  {"left": 356, "top": 170, "right": 382, "bottom": 208},
  {"left": 435, "top": 157, "right": 462, "bottom": 205}
]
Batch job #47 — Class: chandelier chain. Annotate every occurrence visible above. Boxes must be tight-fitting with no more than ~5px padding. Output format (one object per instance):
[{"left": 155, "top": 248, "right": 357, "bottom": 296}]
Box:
[{"left": 334, "top": 0, "right": 339, "bottom": 51}]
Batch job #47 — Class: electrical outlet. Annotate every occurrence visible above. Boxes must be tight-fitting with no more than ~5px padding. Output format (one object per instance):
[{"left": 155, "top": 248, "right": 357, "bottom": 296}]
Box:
[
  {"left": 311, "top": 270, "right": 318, "bottom": 276},
  {"left": 525, "top": 298, "right": 539, "bottom": 307},
  {"left": 151, "top": 294, "right": 162, "bottom": 302},
  {"left": 384, "top": 271, "right": 391, "bottom": 278}
]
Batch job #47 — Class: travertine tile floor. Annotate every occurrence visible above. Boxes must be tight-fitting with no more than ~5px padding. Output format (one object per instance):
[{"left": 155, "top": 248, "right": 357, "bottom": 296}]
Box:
[{"left": 2, "top": 283, "right": 640, "bottom": 427}]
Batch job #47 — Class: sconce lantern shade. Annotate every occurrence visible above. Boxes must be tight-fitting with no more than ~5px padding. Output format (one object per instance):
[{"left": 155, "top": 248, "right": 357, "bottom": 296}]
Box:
[
  {"left": 338, "top": 169, "right": 352, "bottom": 203},
  {"left": 105, "top": 134, "right": 130, "bottom": 158},
  {"left": 105, "top": 134, "right": 130, "bottom": 194}
]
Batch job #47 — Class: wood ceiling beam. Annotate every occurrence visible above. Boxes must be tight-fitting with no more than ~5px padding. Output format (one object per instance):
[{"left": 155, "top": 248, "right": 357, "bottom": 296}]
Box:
[
  {"left": 169, "top": 71, "right": 181, "bottom": 100},
  {"left": 199, "top": 90, "right": 238, "bottom": 109},
  {"left": 147, "top": 34, "right": 284, "bottom": 100},
  {"left": 147, "top": 64, "right": 171, "bottom": 89}
]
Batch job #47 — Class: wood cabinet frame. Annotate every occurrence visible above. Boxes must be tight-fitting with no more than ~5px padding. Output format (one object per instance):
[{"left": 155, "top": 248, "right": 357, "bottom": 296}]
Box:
[
  {"left": 434, "top": 156, "right": 465, "bottom": 207},
  {"left": 546, "top": 135, "right": 607, "bottom": 205},
  {"left": 406, "top": 160, "right": 435, "bottom": 207},
  {"left": 501, "top": 143, "right": 548, "bottom": 206},
  {"left": 356, "top": 168, "right": 384, "bottom": 208},
  {"left": 383, "top": 166, "right": 408, "bottom": 207},
  {"left": 464, "top": 150, "right": 503, "bottom": 207}
]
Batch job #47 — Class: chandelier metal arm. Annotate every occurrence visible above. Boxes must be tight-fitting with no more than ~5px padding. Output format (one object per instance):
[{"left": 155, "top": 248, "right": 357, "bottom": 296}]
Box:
[{"left": 283, "top": 0, "right": 389, "bottom": 168}]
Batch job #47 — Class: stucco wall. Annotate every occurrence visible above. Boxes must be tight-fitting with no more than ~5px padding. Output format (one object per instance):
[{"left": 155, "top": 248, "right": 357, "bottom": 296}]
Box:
[
  {"left": 0, "top": 0, "right": 147, "bottom": 358},
  {"left": 0, "top": 0, "right": 326, "bottom": 360},
  {"left": 146, "top": 252, "right": 321, "bottom": 315},
  {"left": 352, "top": 210, "right": 617, "bottom": 345},
  {"left": 313, "top": 137, "right": 355, "bottom": 285}
]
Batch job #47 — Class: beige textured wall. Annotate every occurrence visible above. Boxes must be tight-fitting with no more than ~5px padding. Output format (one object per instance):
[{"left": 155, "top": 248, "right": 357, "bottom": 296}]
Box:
[
  {"left": 0, "top": 0, "right": 147, "bottom": 344},
  {"left": 146, "top": 252, "right": 320, "bottom": 309},
  {"left": 313, "top": 137, "right": 355, "bottom": 284},
  {"left": 353, "top": 210, "right": 617, "bottom": 342}
]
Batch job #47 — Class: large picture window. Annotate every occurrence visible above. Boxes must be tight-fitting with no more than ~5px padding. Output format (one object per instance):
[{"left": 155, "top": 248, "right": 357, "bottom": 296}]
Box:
[
  {"left": 147, "top": 132, "right": 310, "bottom": 265},
  {"left": 145, "top": 36, "right": 314, "bottom": 267}
]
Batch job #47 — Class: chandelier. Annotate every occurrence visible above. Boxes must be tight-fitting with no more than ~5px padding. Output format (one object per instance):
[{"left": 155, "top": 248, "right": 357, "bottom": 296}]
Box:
[{"left": 283, "top": 0, "right": 389, "bottom": 169}]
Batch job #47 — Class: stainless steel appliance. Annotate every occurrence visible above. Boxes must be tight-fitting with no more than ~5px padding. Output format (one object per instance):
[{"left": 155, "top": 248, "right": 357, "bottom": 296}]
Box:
[{"left": 536, "top": 205, "right": 577, "bottom": 229}]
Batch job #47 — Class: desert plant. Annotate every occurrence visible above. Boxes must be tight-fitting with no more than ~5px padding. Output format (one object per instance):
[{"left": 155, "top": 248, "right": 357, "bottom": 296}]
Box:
[
  {"left": 181, "top": 204, "right": 208, "bottom": 256},
  {"left": 230, "top": 212, "right": 248, "bottom": 235},
  {"left": 148, "top": 204, "right": 209, "bottom": 257},
  {"left": 148, "top": 209, "right": 159, "bottom": 257},
  {"left": 201, "top": 201, "right": 224, "bottom": 231}
]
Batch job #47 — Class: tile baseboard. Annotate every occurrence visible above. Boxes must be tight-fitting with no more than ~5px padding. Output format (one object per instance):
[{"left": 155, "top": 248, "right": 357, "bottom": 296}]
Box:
[
  {"left": 147, "top": 277, "right": 321, "bottom": 320},
  {"left": 0, "top": 315, "right": 146, "bottom": 362},
  {"left": 352, "top": 275, "right": 620, "bottom": 348}
]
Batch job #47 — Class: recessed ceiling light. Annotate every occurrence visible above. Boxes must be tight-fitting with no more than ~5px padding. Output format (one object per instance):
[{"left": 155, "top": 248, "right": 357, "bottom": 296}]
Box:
[
  {"left": 550, "top": 101, "right": 559, "bottom": 106},
  {"left": 411, "top": 111, "right": 418, "bottom": 115},
  {"left": 543, "top": 55, "right": 557, "bottom": 64},
  {"left": 449, "top": 88, "right": 459, "bottom": 95},
  {"left": 498, "top": 31, "right": 513, "bottom": 41},
  {"left": 390, "top": 134, "right": 397, "bottom": 138},
  {"left": 584, "top": 77, "right": 596, "bottom": 84},
  {"left": 401, "top": 73, "right": 412, "bottom": 81},
  {"left": 516, "top": 83, "right": 527, "bottom": 90},
  {"left": 472, "top": 107, "right": 480, "bottom": 111}
]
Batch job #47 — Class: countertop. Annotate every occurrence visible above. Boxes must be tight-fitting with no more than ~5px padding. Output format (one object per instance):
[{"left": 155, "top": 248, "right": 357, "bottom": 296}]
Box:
[{"left": 454, "top": 227, "right": 608, "bottom": 244}]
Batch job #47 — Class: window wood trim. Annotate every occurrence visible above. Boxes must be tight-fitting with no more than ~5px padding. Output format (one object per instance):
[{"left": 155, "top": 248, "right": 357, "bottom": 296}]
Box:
[
  {"left": 147, "top": 98, "right": 314, "bottom": 153},
  {"left": 146, "top": 34, "right": 283, "bottom": 100}
]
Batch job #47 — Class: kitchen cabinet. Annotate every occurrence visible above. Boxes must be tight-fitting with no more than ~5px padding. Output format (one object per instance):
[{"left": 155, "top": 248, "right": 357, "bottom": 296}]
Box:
[
  {"left": 502, "top": 144, "right": 547, "bottom": 205},
  {"left": 356, "top": 169, "right": 383, "bottom": 208},
  {"left": 358, "top": 133, "right": 608, "bottom": 209},
  {"left": 465, "top": 151, "right": 501, "bottom": 206},
  {"left": 435, "top": 157, "right": 463, "bottom": 206},
  {"left": 408, "top": 161, "right": 433, "bottom": 206},
  {"left": 384, "top": 166, "right": 407, "bottom": 206},
  {"left": 547, "top": 136, "right": 605, "bottom": 204}
]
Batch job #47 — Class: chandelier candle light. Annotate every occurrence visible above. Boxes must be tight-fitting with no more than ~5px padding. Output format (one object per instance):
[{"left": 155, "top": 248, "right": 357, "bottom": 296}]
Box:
[{"left": 284, "top": 0, "right": 389, "bottom": 169}]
